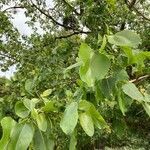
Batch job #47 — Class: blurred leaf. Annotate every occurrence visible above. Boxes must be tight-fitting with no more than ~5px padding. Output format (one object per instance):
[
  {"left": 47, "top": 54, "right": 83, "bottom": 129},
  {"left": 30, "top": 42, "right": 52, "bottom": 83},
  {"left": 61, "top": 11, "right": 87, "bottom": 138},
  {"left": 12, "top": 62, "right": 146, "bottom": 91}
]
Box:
[
  {"left": 15, "top": 101, "right": 30, "bottom": 118},
  {"left": 36, "top": 113, "right": 47, "bottom": 132},
  {"left": 142, "top": 103, "right": 150, "bottom": 117},
  {"left": 78, "top": 43, "right": 93, "bottom": 65},
  {"left": 108, "top": 30, "right": 141, "bottom": 47},
  {"left": 122, "top": 82, "right": 144, "bottom": 101},
  {"left": 60, "top": 102, "right": 78, "bottom": 134},
  {"left": 79, "top": 112, "right": 94, "bottom": 137},
  {"left": 0, "top": 117, "right": 16, "bottom": 150},
  {"left": 42, "top": 101, "right": 58, "bottom": 112},
  {"left": 23, "top": 98, "right": 35, "bottom": 111},
  {"left": 8, "top": 123, "right": 34, "bottom": 150},
  {"left": 90, "top": 54, "right": 110, "bottom": 80},
  {"left": 41, "top": 89, "right": 52, "bottom": 97}
]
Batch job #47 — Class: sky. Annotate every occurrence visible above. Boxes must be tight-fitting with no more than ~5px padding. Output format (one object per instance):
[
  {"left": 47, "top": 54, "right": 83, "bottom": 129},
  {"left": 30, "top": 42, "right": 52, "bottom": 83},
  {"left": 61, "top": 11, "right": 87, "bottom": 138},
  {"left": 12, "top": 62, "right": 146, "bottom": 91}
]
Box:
[{"left": 0, "top": 0, "right": 53, "bottom": 78}]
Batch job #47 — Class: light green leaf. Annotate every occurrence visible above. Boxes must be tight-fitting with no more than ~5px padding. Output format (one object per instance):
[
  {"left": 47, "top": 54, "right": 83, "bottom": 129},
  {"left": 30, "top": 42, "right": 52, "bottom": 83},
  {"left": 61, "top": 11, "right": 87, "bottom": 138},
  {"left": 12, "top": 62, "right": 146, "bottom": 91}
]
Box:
[
  {"left": 15, "top": 101, "right": 30, "bottom": 118},
  {"left": 60, "top": 102, "right": 78, "bottom": 134},
  {"left": 78, "top": 43, "right": 93, "bottom": 64},
  {"left": 0, "top": 117, "right": 16, "bottom": 150},
  {"left": 122, "top": 82, "right": 144, "bottom": 101},
  {"left": 42, "top": 101, "right": 58, "bottom": 112},
  {"left": 90, "top": 54, "right": 110, "bottom": 80},
  {"left": 79, "top": 100, "right": 108, "bottom": 129},
  {"left": 90, "top": 106, "right": 108, "bottom": 129},
  {"left": 79, "top": 112, "right": 94, "bottom": 137},
  {"left": 41, "top": 89, "right": 52, "bottom": 97},
  {"left": 25, "top": 79, "right": 35, "bottom": 94},
  {"left": 79, "top": 62, "right": 94, "bottom": 87},
  {"left": 108, "top": 30, "right": 141, "bottom": 47},
  {"left": 142, "top": 103, "right": 150, "bottom": 117},
  {"left": 121, "top": 47, "right": 135, "bottom": 64},
  {"left": 118, "top": 95, "right": 126, "bottom": 116},
  {"left": 8, "top": 123, "right": 34, "bottom": 150},
  {"left": 23, "top": 98, "right": 35, "bottom": 111},
  {"left": 36, "top": 113, "right": 47, "bottom": 132},
  {"left": 64, "top": 61, "right": 82, "bottom": 73},
  {"left": 99, "top": 35, "right": 107, "bottom": 53}
]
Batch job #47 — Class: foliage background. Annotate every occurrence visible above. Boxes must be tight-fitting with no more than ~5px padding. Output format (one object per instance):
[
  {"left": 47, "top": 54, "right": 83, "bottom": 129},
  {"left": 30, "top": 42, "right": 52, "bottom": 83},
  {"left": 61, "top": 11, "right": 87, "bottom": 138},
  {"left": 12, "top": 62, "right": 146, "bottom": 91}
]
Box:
[{"left": 0, "top": 0, "right": 150, "bottom": 149}]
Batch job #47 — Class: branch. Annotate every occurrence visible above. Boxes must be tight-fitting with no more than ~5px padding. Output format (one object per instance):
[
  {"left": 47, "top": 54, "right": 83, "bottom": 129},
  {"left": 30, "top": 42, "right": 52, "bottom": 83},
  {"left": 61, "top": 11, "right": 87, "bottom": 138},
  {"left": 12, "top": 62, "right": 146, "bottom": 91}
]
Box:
[
  {"left": 30, "top": 0, "right": 78, "bottom": 30},
  {"left": 55, "top": 31, "right": 91, "bottom": 40},
  {"left": 3, "top": 6, "right": 24, "bottom": 12},
  {"left": 62, "top": 0, "right": 80, "bottom": 15},
  {"left": 129, "top": 75, "right": 150, "bottom": 84},
  {"left": 125, "top": 0, "right": 150, "bottom": 21},
  {"left": 0, "top": 53, "right": 17, "bottom": 62}
]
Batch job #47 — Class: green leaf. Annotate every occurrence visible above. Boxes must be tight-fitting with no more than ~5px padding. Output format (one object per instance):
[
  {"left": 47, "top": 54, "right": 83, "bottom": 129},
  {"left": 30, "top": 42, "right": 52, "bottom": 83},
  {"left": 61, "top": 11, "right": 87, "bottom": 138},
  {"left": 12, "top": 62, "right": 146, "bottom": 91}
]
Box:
[
  {"left": 118, "top": 94, "right": 126, "bottom": 116},
  {"left": 42, "top": 101, "right": 58, "bottom": 112},
  {"left": 33, "top": 129, "right": 46, "bottom": 150},
  {"left": 64, "top": 61, "right": 82, "bottom": 73},
  {"left": 142, "top": 103, "right": 150, "bottom": 117},
  {"left": 122, "top": 82, "right": 144, "bottom": 101},
  {"left": 108, "top": 30, "right": 141, "bottom": 47},
  {"left": 79, "top": 100, "right": 108, "bottom": 129},
  {"left": 41, "top": 89, "right": 52, "bottom": 97},
  {"left": 69, "top": 131, "right": 77, "bottom": 150},
  {"left": 60, "top": 102, "right": 78, "bottom": 134},
  {"left": 79, "top": 62, "right": 94, "bottom": 87},
  {"left": 78, "top": 43, "right": 93, "bottom": 64},
  {"left": 36, "top": 113, "right": 47, "bottom": 132},
  {"left": 33, "top": 128, "right": 54, "bottom": 150},
  {"left": 25, "top": 79, "right": 35, "bottom": 94},
  {"left": 90, "top": 54, "right": 110, "bottom": 80},
  {"left": 15, "top": 101, "right": 30, "bottom": 118},
  {"left": 8, "top": 123, "right": 34, "bottom": 150},
  {"left": 23, "top": 98, "right": 35, "bottom": 111},
  {"left": 79, "top": 112, "right": 94, "bottom": 137},
  {"left": 121, "top": 47, "right": 135, "bottom": 64},
  {"left": 0, "top": 117, "right": 16, "bottom": 150},
  {"left": 99, "top": 35, "right": 107, "bottom": 53}
]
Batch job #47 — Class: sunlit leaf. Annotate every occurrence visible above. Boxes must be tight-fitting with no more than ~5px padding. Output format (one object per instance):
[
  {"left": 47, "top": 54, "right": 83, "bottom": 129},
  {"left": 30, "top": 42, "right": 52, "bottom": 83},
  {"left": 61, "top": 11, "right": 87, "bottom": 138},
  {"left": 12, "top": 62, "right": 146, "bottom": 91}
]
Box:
[
  {"left": 122, "top": 82, "right": 144, "bottom": 101},
  {"left": 108, "top": 30, "right": 141, "bottom": 47},
  {"left": 79, "top": 112, "right": 94, "bottom": 137},
  {"left": 8, "top": 123, "right": 34, "bottom": 150},
  {"left": 0, "top": 117, "right": 16, "bottom": 150},
  {"left": 15, "top": 101, "right": 30, "bottom": 118},
  {"left": 60, "top": 102, "right": 78, "bottom": 134}
]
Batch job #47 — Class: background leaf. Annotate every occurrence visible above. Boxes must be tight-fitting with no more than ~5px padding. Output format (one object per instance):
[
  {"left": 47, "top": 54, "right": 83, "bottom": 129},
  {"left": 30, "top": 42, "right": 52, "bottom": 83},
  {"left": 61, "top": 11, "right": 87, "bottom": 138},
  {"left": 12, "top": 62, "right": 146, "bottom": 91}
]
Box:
[{"left": 108, "top": 30, "right": 141, "bottom": 47}]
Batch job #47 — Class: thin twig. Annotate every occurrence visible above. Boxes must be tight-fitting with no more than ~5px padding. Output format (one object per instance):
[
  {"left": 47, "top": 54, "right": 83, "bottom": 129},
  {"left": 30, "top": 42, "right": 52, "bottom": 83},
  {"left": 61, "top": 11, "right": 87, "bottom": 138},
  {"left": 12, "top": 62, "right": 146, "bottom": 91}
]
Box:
[
  {"left": 30, "top": 0, "right": 75, "bottom": 30},
  {"left": 3, "top": 6, "right": 24, "bottom": 12},
  {"left": 55, "top": 31, "right": 91, "bottom": 40},
  {"left": 125, "top": 0, "right": 150, "bottom": 21},
  {"left": 129, "top": 75, "right": 150, "bottom": 83},
  {"left": 62, "top": 0, "right": 80, "bottom": 15}
]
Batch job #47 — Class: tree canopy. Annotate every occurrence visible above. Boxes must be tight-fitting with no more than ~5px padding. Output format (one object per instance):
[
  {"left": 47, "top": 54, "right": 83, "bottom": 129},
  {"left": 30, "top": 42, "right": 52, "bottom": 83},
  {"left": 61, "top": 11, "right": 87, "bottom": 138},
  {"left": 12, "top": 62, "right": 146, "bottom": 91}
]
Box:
[{"left": 0, "top": 0, "right": 150, "bottom": 149}]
